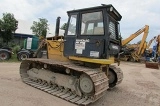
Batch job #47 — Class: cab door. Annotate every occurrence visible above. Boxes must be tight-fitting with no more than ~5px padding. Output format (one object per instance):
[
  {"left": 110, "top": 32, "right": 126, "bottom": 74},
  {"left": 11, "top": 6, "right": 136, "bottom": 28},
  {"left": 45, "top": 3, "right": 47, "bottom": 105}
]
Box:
[
  {"left": 74, "top": 11, "right": 105, "bottom": 59},
  {"left": 63, "top": 14, "right": 78, "bottom": 56}
]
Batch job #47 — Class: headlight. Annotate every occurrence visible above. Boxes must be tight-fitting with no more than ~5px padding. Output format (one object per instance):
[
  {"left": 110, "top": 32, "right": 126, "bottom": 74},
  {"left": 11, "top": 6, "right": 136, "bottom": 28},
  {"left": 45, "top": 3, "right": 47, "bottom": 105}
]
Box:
[{"left": 112, "top": 45, "right": 119, "bottom": 50}]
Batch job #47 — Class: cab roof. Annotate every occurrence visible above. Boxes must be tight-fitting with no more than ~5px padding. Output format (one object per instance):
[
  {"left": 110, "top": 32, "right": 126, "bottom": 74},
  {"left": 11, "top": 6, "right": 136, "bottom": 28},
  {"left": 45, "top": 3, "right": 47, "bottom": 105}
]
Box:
[{"left": 67, "top": 4, "right": 122, "bottom": 21}]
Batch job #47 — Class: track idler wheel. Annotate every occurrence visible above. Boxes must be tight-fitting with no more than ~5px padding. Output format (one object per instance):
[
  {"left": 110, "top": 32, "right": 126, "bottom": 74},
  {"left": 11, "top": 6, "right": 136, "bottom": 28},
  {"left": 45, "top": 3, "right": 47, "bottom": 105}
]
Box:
[
  {"left": 107, "top": 65, "right": 123, "bottom": 88},
  {"left": 79, "top": 74, "right": 94, "bottom": 96},
  {"left": 108, "top": 68, "right": 117, "bottom": 88}
]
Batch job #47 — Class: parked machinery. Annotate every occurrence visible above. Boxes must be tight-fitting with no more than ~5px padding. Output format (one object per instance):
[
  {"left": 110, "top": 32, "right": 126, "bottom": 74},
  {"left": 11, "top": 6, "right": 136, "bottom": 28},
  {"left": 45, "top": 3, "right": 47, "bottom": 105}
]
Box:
[
  {"left": 144, "top": 36, "right": 157, "bottom": 58},
  {"left": 17, "top": 36, "right": 46, "bottom": 61},
  {"left": 19, "top": 4, "right": 123, "bottom": 105},
  {"left": 157, "top": 35, "right": 160, "bottom": 56},
  {"left": 0, "top": 47, "right": 13, "bottom": 61},
  {"left": 120, "top": 25, "right": 149, "bottom": 61},
  {"left": 146, "top": 36, "right": 157, "bottom": 50},
  {"left": 145, "top": 35, "right": 160, "bottom": 69}
]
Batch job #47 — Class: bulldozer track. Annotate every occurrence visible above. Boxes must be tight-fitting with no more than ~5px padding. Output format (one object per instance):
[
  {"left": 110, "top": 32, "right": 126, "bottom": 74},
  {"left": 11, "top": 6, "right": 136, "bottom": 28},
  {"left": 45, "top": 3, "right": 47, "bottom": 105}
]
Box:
[
  {"left": 20, "top": 58, "right": 123, "bottom": 105},
  {"left": 109, "top": 65, "right": 123, "bottom": 87}
]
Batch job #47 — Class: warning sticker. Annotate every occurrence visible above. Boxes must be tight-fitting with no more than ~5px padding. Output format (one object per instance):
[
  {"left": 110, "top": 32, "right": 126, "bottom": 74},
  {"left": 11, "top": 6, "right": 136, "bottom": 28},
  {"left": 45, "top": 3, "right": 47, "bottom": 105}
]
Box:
[
  {"left": 76, "top": 49, "right": 83, "bottom": 54},
  {"left": 75, "top": 41, "right": 85, "bottom": 50},
  {"left": 90, "top": 51, "right": 99, "bottom": 57},
  {"left": 75, "top": 39, "right": 89, "bottom": 54}
]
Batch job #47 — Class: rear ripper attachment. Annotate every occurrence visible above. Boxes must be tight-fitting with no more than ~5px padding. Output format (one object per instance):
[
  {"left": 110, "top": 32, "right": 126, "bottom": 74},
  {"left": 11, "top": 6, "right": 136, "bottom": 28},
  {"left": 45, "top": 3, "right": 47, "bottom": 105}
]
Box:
[{"left": 20, "top": 59, "right": 109, "bottom": 105}]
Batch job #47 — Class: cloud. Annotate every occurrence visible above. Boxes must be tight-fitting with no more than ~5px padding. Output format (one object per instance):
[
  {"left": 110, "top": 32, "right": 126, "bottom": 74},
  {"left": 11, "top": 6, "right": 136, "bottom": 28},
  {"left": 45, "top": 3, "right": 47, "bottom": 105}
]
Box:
[
  {"left": 0, "top": 0, "right": 34, "bottom": 20},
  {"left": 0, "top": 0, "right": 160, "bottom": 45}
]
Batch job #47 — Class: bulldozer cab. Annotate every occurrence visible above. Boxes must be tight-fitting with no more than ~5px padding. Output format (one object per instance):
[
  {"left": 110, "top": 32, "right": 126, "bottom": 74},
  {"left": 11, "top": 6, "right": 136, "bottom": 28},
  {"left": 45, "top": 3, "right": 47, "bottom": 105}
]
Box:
[{"left": 64, "top": 4, "right": 122, "bottom": 59}]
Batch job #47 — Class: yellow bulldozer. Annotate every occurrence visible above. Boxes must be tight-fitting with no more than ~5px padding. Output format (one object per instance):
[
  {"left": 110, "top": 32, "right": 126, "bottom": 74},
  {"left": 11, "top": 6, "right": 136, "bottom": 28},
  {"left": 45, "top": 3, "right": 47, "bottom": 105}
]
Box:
[{"left": 19, "top": 4, "right": 123, "bottom": 105}]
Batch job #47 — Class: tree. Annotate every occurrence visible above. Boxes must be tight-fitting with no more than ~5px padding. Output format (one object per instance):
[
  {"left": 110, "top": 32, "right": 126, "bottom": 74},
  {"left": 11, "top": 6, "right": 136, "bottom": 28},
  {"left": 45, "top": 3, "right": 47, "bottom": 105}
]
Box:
[
  {"left": 0, "top": 13, "right": 18, "bottom": 44},
  {"left": 30, "top": 18, "right": 49, "bottom": 39},
  {"left": 61, "top": 23, "right": 67, "bottom": 30}
]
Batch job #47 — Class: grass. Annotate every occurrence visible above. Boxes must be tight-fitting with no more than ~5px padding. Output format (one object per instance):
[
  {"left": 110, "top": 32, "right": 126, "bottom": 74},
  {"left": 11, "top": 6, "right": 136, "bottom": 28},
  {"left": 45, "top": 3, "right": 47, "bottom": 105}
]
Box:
[{"left": 9, "top": 54, "right": 20, "bottom": 62}]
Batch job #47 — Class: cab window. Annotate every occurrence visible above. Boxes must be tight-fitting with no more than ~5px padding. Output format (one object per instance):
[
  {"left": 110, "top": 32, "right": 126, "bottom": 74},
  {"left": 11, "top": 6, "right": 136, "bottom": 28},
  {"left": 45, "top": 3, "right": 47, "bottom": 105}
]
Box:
[
  {"left": 81, "top": 11, "right": 104, "bottom": 35},
  {"left": 67, "top": 15, "right": 77, "bottom": 35}
]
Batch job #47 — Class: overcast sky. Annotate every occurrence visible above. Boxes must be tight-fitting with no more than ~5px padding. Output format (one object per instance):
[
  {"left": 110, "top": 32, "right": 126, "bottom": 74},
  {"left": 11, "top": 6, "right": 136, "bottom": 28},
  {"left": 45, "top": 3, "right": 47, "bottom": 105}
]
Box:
[{"left": 0, "top": 0, "right": 160, "bottom": 44}]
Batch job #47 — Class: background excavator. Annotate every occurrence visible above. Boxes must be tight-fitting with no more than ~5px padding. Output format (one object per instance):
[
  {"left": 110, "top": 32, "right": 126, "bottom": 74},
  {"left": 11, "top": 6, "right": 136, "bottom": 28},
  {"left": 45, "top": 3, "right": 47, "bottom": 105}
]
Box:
[
  {"left": 19, "top": 4, "right": 123, "bottom": 105},
  {"left": 146, "top": 36, "right": 157, "bottom": 50},
  {"left": 144, "top": 36, "right": 157, "bottom": 58},
  {"left": 120, "top": 25, "right": 149, "bottom": 61}
]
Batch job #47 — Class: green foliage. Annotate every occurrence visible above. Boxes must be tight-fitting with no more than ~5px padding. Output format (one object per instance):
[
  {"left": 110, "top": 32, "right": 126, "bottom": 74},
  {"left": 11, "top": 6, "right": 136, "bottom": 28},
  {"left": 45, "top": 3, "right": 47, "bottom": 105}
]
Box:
[
  {"left": 30, "top": 18, "right": 49, "bottom": 38},
  {"left": 12, "top": 45, "right": 21, "bottom": 53},
  {"left": 10, "top": 53, "right": 19, "bottom": 62},
  {"left": 61, "top": 23, "right": 67, "bottom": 30},
  {"left": 0, "top": 13, "right": 18, "bottom": 44}
]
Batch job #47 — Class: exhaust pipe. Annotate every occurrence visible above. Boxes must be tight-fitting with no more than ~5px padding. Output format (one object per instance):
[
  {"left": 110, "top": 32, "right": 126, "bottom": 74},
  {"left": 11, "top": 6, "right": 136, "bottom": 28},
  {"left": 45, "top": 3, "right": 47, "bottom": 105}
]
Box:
[{"left": 55, "top": 17, "right": 61, "bottom": 36}]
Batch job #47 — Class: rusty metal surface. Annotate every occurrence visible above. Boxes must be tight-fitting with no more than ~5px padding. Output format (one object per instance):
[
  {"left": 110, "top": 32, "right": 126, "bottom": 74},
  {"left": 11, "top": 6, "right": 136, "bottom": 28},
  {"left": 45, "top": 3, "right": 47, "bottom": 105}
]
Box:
[
  {"left": 145, "top": 62, "right": 159, "bottom": 69},
  {"left": 19, "top": 58, "right": 123, "bottom": 105}
]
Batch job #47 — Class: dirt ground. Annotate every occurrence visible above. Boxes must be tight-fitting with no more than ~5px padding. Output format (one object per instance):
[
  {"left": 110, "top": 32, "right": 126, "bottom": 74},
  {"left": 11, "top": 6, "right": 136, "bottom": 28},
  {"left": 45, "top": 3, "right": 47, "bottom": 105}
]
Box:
[{"left": 0, "top": 62, "right": 160, "bottom": 106}]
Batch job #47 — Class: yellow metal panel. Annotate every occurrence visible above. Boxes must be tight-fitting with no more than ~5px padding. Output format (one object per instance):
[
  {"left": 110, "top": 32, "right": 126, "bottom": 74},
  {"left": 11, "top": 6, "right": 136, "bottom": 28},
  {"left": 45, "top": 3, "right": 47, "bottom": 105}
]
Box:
[
  {"left": 48, "top": 54, "right": 69, "bottom": 61},
  {"left": 69, "top": 56, "right": 114, "bottom": 64},
  {"left": 47, "top": 40, "right": 68, "bottom": 61}
]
